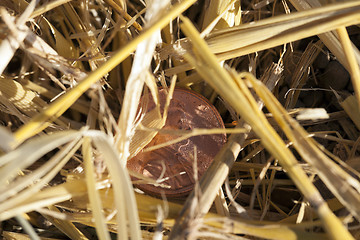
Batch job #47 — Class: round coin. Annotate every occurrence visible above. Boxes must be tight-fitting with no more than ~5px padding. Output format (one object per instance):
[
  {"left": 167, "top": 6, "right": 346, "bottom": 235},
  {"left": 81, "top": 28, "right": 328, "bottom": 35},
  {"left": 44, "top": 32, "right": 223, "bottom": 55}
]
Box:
[{"left": 127, "top": 88, "right": 226, "bottom": 197}]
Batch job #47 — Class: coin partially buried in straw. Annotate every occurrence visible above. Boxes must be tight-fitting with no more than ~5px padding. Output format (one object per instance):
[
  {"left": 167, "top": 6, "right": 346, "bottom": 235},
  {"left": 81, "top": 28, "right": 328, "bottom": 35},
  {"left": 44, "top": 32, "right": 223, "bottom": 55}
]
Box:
[{"left": 127, "top": 88, "right": 226, "bottom": 197}]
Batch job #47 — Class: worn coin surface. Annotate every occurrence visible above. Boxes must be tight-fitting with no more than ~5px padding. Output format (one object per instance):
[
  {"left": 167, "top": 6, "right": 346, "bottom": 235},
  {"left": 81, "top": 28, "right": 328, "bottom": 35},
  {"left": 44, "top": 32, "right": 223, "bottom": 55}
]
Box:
[{"left": 127, "top": 88, "right": 226, "bottom": 197}]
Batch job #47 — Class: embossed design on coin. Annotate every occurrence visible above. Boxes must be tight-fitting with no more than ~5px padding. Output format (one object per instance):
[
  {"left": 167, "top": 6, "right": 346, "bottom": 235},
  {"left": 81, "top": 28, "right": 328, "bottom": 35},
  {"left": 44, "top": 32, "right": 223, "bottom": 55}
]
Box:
[{"left": 127, "top": 88, "right": 226, "bottom": 197}]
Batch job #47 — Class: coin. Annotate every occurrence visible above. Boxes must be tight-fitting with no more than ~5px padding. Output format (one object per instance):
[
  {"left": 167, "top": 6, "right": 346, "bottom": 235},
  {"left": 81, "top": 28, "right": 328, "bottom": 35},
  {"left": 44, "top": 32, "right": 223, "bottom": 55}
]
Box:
[{"left": 127, "top": 88, "right": 226, "bottom": 197}]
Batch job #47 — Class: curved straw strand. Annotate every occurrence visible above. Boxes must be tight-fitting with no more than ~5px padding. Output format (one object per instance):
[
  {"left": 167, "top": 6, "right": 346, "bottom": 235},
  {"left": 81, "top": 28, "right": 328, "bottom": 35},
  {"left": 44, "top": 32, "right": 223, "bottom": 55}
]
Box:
[{"left": 13, "top": 0, "right": 197, "bottom": 147}]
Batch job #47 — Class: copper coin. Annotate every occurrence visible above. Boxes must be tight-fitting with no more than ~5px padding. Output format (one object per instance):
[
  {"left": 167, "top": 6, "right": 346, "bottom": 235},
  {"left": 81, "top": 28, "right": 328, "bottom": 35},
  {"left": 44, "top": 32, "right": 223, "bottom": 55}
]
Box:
[{"left": 127, "top": 88, "right": 226, "bottom": 197}]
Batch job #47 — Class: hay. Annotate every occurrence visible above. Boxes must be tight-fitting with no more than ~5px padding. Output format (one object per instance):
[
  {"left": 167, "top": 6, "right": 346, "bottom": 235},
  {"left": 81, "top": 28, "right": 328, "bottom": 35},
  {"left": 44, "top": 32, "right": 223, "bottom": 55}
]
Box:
[{"left": 0, "top": 0, "right": 360, "bottom": 239}]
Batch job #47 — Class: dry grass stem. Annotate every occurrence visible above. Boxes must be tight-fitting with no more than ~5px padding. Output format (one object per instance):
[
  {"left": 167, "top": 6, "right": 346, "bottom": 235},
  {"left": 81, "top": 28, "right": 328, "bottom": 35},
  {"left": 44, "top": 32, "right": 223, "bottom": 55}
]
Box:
[{"left": 174, "top": 15, "right": 354, "bottom": 240}]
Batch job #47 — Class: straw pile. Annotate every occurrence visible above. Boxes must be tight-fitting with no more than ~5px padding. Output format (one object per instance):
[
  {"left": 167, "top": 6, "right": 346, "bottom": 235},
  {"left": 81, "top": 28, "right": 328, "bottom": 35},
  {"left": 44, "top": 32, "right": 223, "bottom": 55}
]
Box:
[{"left": 0, "top": 0, "right": 360, "bottom": 239}]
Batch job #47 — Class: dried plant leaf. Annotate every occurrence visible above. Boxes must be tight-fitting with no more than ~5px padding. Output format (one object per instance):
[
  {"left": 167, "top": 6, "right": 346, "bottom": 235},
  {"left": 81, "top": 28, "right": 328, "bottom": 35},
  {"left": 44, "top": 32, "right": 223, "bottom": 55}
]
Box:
[
  {"left": 83, "top": 137, "right": 111, "bottom": 240},
  {"left": 43, "top": 205, "right": 88, "bottom": 240},
  {"left": 0, "top": 131, "right": 83, "bottom": 220},
  {"left": 284, "top": 41, "right": 322, "bottom": 109},
  {"left": 337, "top": 26, "right": 360, "bottom": 107},
  {"left": 13, "top": 0, "right": 198, "bottom": 146},
  {"left": 116, "top": 0, "right": 170, "bottom": 166},
  {"left": 0, "top": 78, "right": 37, "bottom": 115},
  {"left": 0, "top": 179, "right": 88, "bottom": 221},
  {"left": 289, "top": 0, "right": 360, "bottom": 74},
  {"left": 202, "top": 0, "right": 241, "bottom": 31},
  {"left": 0, "top": 127, "right": 14, "bottom": 152},
  {"left": 30, "top": 0, "right": 72, "bottom": 18},
  {"left": 88, "top": 130, "right": 141, "bottom": 240},
  {"left": 174, "top": 15, "right": 353, "bottom": 240},
  {"left": 162, "top": 1, "right": 360, "bottom": 76},
  {"left": 142, "top": 127, "right": 248, "bottom": 152},
  {"left": 208, "top": 1, "right": 360, "bottom": 58},
  {"left": 248, "top": 74, "right": 360, "bottom": 222},
  {"left": 0, "top": 138, "right": 81, "bottom": 205},
  {"left": 0, "top": 8, "right": 29, "bottom": 75},
  {"left": 80, "top": 186, "right": 330, "bottom": 240},
  {"left": 0, "top": 130, "right": 81, "bottom": 184},
  {"left": 341, "top": 95, "right": 360, "bottom": 131},
  {"left": 2, "top": 0, "right": 359, "bottom": 239}
]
